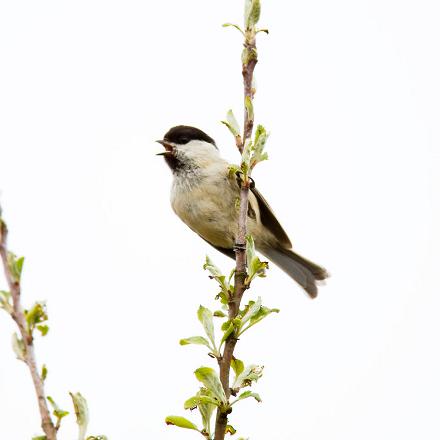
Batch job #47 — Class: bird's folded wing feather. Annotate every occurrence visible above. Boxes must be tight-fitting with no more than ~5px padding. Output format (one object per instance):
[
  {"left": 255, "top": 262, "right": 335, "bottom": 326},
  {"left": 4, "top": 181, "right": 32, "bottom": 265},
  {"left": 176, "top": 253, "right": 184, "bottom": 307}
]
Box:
[{"left": 251, "top": 186, "right": 292, "bottom": 249}]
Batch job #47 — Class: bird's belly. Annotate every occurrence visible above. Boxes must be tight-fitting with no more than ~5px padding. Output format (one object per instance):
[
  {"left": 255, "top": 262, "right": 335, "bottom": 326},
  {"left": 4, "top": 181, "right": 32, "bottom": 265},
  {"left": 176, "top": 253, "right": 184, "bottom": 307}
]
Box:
[
  {"left": 170, "top": 174, "right": 275, "bottom": 252},
  {"left": 171, "top": 183, "right": 237, "bottom": 249}
]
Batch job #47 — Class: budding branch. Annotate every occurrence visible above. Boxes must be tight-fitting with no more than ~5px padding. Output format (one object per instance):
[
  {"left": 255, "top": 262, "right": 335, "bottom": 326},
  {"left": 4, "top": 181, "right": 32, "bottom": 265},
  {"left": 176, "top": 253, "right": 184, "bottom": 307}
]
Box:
[
  {"left": 214, "top": 29, "right": 258, "bottom": 440},
  {"left": 0, "top": 217, "right": 57, "bottom": 440}
]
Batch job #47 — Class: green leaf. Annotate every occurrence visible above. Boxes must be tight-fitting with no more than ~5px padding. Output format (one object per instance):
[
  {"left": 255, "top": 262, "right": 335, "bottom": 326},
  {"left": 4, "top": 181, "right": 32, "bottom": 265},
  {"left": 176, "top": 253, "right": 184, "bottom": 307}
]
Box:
[
  {"left": 86, "top": 437, "right": 108, "bottom": 440},
  {"left": 184, "top": 394, "right": 220, "bottom": 410},
  {"left": 245, "top": 0, "right": 261, "bottom": 28},
  {"left": 37, "top": 324, "right": 49, "bottom": 336},
  {"left": 227, "top": 110, "right": 240, "bottom": 135},
  {"left": 251, "top": 125, "right": 269, "bottom": 169},
  {"left": 253, "top": 124, "right": 265, "bottom": 147},
  {"left": 222, "top": 23, "right": 245, "bottom": 36},
  {"left": 213, "top": 310, "right": 226, "bottom": 318},
  {"left": 221, "top": 320, "right": 231, "bottom": 331},
  {"left": 220, "top": 321, "right": 235, "bottom": 346},
  {"left": 7, "top": 252, "right": 24, "bottom": 283},
  {"left": 221, "top": 109, "right": 241, "bottom": 138},
  {"left": 25, "top": 302, "right": 48, "bottom": 334},
  {"left": 240, "top": 297, "right": 262, "bottom": 327},
  {"left": 179, "top": 336, "right": 212, "bottom": 349},
  {"left": 226, "top": 424, "right": 237, "bottom": 435},
  {"left": 203, "top": 256, "right": 230, "bottom": 293},
  {"left": 232, "top": 364, "right": 264, "bottom": 389},
  {"left": 12, "top": 333, "right": 26, "bottom": 361},
  {"left": 244, "top": 0, "right": 252, "bottom": 28},
  {"left": 47, "top": 396, "right": 69, "bottom": 422},
  {"left": 16, "top": 256, "right": 24, "bottom": 277},
  {"left": 32, "top": 436, "right": 47, "bottom": 440},
  {"left": 241, "top": 139, "right": 252, "bottom": 177},
  {"left": 41, "top": 364, "right": 48, "bottom": 382},
  {"left": 196, "top": 388, "right": 217, "bottom": 435},
  {"left": 197, "top": 306, "right": 216, "bottom": 350},
  {"left": 233, "top": 390, "right": 262, "bottom": 403},
  {"left": 245, "top": 235, "right": 268, "bottom": 283},
  {"left": 70, "top": 392, "right": 89, "bottom": 440},
  {"left": 247, "top": 306, "right": 280, "bottom": 329},
  {"left": 203, "top": 255, "right": 222, "bottom": 278},
  {"left": 54, "top": 409, "right": 69, "bottom": 418},
  {"left": 228, "top": 164, "right": 241, "bottom": 180},
  {"left": 233, "top": 317, "right": 242, "bottom": 326},
  {"left": 228, "top": 268, "right": 236, "bottom": 284},
  {"left": 194, "top": 367, "right": 227, "bottom": 405},
  {"left": 248, "top": 257, "right": 269, "bottom": 282},
  {"left": 221, "top": 121, "right": 236, "bottom": 138},
  {"left": 0, "top": 290, "right": 12, "bottom": 313},
  {"left": 246, "top": 234, "right": 256, "bottom": 262},
  {"left": 244, "top": 96, "right": 254, "bottom": 122},
  {"left": 165, "top": 416, "right": 199, "bottom": 431},
  {"left": 203, "top": 256, "right": 231, "bottom": 305},
  {"left": 231, "top": 358, "right": 245, "bottom": 378}
]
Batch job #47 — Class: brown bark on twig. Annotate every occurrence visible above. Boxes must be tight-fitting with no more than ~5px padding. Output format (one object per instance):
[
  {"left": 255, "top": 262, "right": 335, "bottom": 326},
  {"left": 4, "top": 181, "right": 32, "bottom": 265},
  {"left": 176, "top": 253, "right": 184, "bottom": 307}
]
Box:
[
  {"left": 214, "top": 30, "right": 258, "bottom": 440},
  {"left": 243, "top": 40, "right": 258, "bottom": 145},
  {"left": 0, "top": 219, "right": 57, "bottom": 440}
]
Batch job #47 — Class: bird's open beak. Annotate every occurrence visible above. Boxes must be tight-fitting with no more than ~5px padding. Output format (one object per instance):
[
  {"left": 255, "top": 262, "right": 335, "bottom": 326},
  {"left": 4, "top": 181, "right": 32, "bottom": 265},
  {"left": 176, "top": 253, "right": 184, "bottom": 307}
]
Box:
[{"left": 156, "top": 139, "right": 174, "bottom": 156}]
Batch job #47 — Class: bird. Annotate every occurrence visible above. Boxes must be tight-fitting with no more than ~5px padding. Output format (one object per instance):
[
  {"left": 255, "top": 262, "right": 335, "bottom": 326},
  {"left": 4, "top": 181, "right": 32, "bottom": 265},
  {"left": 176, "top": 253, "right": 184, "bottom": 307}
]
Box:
[{"left": 157, "top": 125, "right": 328, "bottom": 298}]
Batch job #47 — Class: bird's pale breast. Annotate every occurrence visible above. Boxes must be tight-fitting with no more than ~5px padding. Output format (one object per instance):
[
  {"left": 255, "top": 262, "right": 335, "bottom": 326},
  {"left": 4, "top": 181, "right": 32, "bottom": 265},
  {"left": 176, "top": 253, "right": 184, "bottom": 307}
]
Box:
[{"left": 171, "top": 168, "right": 238, "bottom": 248}]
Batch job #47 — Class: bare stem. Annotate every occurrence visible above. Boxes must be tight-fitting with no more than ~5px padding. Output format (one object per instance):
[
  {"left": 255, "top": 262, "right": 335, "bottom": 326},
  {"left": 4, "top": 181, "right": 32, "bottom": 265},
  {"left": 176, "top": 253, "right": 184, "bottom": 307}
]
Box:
[
  {"left": 0, "top": 218, "right": 57, "bottom": 440},
  {"left": 214, "top": 27, "right": 258, "bottom": 440}
]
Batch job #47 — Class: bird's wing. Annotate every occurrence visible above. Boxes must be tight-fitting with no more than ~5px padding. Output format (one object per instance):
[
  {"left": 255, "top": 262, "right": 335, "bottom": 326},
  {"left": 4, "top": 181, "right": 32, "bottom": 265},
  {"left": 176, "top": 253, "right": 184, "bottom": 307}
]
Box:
[{"left": 251, "top": 186, "right": 292, "bottom": 248}]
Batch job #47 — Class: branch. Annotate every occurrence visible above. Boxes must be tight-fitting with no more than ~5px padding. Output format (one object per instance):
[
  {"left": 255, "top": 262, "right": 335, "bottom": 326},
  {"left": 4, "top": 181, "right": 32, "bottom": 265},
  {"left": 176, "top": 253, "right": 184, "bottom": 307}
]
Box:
[
  {"left": 0, "top": 212, "right": 57, "bottom": 440},
  {"left": 214, "top": 12, "right": 259, "bottom": 440}
]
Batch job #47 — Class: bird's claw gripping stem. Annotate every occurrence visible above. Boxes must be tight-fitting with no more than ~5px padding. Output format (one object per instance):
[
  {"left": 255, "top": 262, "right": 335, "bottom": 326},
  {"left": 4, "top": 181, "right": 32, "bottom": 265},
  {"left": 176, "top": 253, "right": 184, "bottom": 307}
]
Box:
[{"left": 234, "top": 242, "right": 246, "bottom": 252}]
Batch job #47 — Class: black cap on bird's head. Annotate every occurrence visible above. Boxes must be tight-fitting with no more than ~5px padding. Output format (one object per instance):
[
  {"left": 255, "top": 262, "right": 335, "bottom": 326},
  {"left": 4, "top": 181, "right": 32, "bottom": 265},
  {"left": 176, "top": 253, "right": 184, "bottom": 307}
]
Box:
[
  {"left": 160, "top": 125, "right": 217, "bottom": 148},
  {"left": 156, "top": 125, "right": 218, "bottom": 172}
]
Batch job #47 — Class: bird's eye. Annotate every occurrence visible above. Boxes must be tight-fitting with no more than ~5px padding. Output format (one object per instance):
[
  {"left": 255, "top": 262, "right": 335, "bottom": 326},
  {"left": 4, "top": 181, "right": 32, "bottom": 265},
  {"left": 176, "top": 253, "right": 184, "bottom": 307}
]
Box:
[{"left": 179, "top": 137, "right": 189, "bottom": 144}]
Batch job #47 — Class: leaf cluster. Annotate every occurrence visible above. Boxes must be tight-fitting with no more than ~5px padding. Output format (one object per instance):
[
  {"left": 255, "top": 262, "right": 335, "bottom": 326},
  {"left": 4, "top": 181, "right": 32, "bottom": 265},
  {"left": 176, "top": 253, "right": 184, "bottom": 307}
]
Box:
[
  {"left": 167, "top": 250, "right": 279, "bottom": 439},
  {"left": 223, "top": 114, "right": 269, "bottom": 183},
  {"left": 222, "top": 0, "right": 267, "bottom": 37},
  {"left": 47, "top": 396, "right": 69, "bottom": 430},
  {"left": 6, "top": 251, "right": 24, "bottom": 283},
  {"left": 31, "top": 393, "right": 106, "bottom": 440},
  {"left": 241, "top": 125, "right": 269, "bottom": 179},
  {"left": 25, "top": 301, "right": 49, "bottom": 337}
]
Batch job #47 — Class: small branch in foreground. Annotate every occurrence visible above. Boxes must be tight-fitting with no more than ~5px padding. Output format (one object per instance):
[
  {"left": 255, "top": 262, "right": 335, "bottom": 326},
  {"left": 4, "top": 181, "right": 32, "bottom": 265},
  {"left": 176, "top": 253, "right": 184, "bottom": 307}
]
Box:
[{"left": 0, "top": 213, "right": 57, "bottom": 440}]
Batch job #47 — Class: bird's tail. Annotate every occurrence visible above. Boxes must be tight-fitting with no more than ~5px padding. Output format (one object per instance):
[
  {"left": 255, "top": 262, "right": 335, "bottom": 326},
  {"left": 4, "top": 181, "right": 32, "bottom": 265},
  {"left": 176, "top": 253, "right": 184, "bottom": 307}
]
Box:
[{"left": 261, "top": 246, "right": 329, "bottom": 299}]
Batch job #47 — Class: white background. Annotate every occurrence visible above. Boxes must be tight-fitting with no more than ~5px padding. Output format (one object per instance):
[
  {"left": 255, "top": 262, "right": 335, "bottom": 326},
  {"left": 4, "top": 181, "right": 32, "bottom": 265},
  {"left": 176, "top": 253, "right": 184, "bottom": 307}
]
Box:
[{"left": 1, "top": 0, "right": 439, "bottom": 439}]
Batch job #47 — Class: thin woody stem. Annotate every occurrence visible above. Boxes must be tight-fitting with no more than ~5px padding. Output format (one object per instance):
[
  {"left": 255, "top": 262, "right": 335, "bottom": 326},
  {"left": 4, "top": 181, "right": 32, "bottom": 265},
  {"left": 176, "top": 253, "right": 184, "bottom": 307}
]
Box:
[
  {"left": 0, "top": 217, "right": 57, "bottom": 440},
  {"left": 243, "top": 36, "right": 258, "bottom": 143},
  {"left": 214, "top": 27, "right": 258, "bottom": 440}
]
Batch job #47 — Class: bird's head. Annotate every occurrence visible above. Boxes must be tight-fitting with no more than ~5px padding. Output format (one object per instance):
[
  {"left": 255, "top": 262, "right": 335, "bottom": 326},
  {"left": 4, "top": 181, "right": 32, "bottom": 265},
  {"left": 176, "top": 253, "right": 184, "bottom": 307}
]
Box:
[{"left": 156, "top": 125, "right": 219, "bottom": 173}]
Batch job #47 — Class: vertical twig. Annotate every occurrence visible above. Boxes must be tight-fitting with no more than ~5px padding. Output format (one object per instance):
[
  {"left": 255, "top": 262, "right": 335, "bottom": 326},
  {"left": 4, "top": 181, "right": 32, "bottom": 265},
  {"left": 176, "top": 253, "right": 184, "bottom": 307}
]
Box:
[
  {"left": 214, "top": 21, "right": 259, "bottom": 440},
  {"left": 0, "top": 216, "right": 57, "bottom": 440}
]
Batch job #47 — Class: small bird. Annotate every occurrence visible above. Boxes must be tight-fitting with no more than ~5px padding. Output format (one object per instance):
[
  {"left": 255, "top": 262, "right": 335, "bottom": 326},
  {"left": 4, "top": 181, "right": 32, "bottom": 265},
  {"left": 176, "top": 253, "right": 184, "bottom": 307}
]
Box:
[{"left": 157, "top": 125, "right": 328, "bottom": 298}]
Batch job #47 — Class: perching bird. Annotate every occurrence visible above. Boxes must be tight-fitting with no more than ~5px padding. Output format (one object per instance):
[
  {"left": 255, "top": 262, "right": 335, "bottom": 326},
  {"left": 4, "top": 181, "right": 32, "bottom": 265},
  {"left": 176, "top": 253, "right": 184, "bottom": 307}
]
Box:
[{"left": 157, "top": 125, "right": 328, "bottom": 298}]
